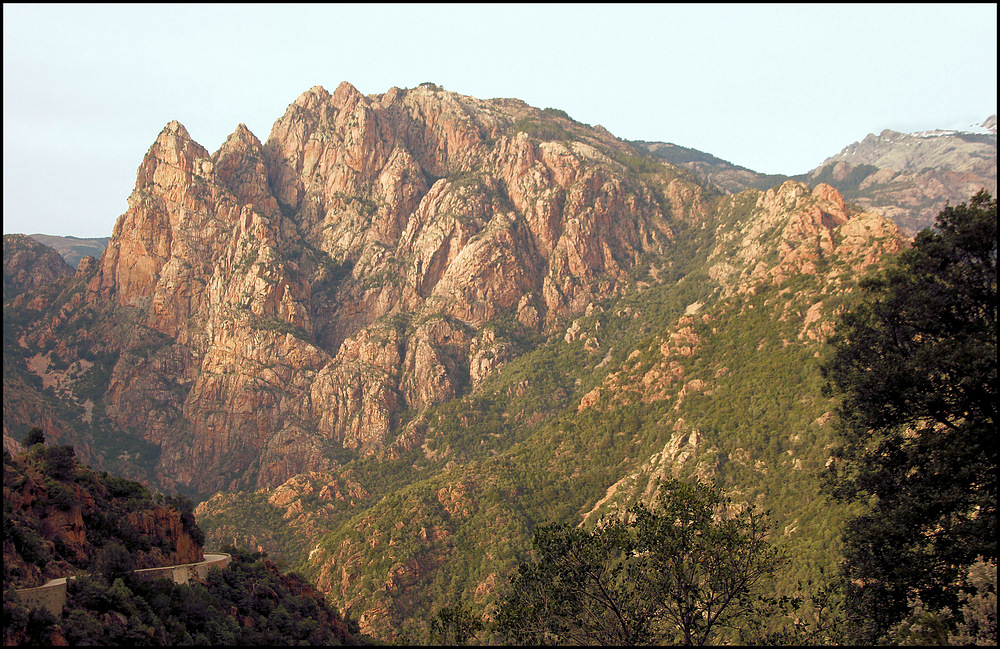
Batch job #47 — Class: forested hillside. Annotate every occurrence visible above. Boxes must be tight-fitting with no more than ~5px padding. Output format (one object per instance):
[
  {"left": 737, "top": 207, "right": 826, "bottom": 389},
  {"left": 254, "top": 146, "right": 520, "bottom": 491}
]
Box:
[
  {"left": 195, "top": 178, "right": 908, "bottom": 640},
  {"left": 3, "top": 436, "right": 361, "bottom": 645}
]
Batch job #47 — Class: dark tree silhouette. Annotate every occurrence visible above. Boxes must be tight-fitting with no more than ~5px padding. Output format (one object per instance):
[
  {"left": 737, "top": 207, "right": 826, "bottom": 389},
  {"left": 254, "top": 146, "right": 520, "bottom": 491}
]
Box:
[
  {"left": 822, "top": 191, "right": 997, "bottom": 642},
  {"left": 21, "top": 427, "right": 45, "bottom": 448}
]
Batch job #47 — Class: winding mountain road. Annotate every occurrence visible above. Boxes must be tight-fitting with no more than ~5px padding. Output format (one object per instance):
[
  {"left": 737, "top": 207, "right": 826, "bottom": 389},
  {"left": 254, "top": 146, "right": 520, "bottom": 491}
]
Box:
[{"left": 14, "top": 552, "right": 232, "bottom": 616}]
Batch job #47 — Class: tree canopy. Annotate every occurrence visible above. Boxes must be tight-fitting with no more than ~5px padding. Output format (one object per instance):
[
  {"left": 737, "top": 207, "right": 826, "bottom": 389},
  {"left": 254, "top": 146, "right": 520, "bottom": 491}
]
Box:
[
  {"left": 822, "top": 190, "right": 997, "bottom": 642},
  {"left": 493, "top": 479, "right": 784, "bottom": 645},
  {"left": 21, "top": 427, "right": 45, "bottom": 448}
]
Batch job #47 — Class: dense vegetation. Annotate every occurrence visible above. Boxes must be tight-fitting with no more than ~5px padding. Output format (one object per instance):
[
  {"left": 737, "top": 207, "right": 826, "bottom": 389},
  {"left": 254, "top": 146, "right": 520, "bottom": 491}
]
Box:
[
  {"left": 494, "top": 479, "right": 784, "bottom": 645},
  {"left": 822, "top": 190, "right": 997, "bottom": 643},
  {"left": 3, "top": 431, "right": 201, "bottom": 589},
  {"left": 3, "top": 547, "right": 360, "bottom": 646},
  {"left": 2, "top": 439, "right": 361, "bottom": 646},
  {"left": 805, "top": 162, "right": 880, "bottom": 200}
]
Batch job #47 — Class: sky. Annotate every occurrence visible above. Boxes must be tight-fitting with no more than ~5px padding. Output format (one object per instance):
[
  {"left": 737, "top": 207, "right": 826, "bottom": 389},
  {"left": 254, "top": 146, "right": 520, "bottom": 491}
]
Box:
[{"left": 3, "top": 3, "right": 997, "bottom": 238}]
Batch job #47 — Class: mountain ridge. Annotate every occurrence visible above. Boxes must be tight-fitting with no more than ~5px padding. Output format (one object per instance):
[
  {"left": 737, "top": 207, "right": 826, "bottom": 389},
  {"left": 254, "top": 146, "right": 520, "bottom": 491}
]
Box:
[
  {"left": 635, "top": 115, "right": 996, "bottom": 236},
  {"left": 4, "top": 81, "right": 938, "bottom": 641},
  {"left": 14, "top": 115, "right": 992, "bottom": 265},
  {"left": 25, "top": 235, "right": 110, "bottom": 270},
  {"left": 5, "top": 81, "right": 713, "bottom": 494}
]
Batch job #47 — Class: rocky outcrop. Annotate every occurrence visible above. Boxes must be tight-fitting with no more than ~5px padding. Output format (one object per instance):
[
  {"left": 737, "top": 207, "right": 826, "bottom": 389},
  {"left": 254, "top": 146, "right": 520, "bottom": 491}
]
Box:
[
  {"left": 3, "top": 234, "right": 75, "bottom": 299},
  {"left": 707, "top": 181, "right": 903, "bottom": 296},
  {"left": 23, "top": 82, "right": 706, "bottom": 493},
  {"left": 3, "top": 447, "right": 204, "bottom": 588}
]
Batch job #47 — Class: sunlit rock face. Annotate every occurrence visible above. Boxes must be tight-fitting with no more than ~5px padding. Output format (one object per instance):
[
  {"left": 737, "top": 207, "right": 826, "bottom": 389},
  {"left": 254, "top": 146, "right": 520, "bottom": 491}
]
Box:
[{"left": 69, "top": 82, "right": 714, "bottom": 492}]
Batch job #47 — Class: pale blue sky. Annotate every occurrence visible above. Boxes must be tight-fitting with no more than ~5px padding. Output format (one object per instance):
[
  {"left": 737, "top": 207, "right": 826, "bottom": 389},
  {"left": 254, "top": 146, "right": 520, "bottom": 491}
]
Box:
[{"left": 3, "top": 3, "right": 996, "bottom": 238}]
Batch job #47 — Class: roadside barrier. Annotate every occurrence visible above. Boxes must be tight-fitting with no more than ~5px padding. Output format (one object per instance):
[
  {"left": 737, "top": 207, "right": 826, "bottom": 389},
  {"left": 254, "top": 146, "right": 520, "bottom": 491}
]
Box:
[{"left": 13, "top": 553, "right": 231, "bottom": 616}]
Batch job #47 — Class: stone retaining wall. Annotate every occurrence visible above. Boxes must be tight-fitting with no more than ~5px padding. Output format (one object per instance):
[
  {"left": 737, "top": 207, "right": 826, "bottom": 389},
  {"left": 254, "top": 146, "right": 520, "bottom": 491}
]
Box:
[
  {"left": 14, "top": 553, "right": 231, "bottom": 616},
  {"left": 11, "top": 580, "right": 69, "bottom": 618}
]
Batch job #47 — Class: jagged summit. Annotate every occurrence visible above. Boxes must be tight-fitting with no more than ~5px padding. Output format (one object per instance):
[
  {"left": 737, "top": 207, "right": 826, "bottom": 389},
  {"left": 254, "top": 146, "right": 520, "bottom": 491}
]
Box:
[
  {"left": 5, "top": 83, "right": 909, "bottom": 501},
  {"left": 292, "top": 84, "right": 333, "bottom": 108},
  {"left": 225, "top": 122, "right": 258, "bottom": 142},
  {"left": 161, "top": 119, "right": 190, "bottom": 137},
  {"left": 11, "top": 83, "right": 696, "bottom": 493}
]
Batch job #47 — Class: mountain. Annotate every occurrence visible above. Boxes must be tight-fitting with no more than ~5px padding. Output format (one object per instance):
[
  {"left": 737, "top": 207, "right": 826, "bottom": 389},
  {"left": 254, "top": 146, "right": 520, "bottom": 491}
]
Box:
[
  {"left": 806, "top": 116, "right": 996, "bottom": 236},
  {"left": 26, "top": 235, "right": 111, "bottom": 270},
  {"left": 4, "top": 81, "right": 924, "bottom": 641},
  {"left": 5, "top": 81, "right": 718, "bottom": 495},
  {"left": 634, "top": 116, "right": 996, "bottom": 237},
  {"left": 632, "top": 140, "right": 790, "bottom": 194},
  {"left": 194, "top": 178, "right": 903, "bottom": 639},
  {"left": 3, "top": 234, "right": 76, "bottom": 300}
]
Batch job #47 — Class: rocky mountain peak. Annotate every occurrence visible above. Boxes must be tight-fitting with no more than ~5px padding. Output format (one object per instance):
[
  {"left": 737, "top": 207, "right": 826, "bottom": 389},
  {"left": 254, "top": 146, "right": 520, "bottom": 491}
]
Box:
[
  {"left": 292, "top": 84, "right": 332, "bottom": 109},
  {"left": 227, "top": 122, "right": 257, "bottom": 143},
  {"left": 811, "top": 120, "right": 996, "bottom": 236},
  {"left": 136, "top": 120, "right": 214, "bottom": 189},
  {"left": 214, "top": 123, "right": 275, "bottom": 212},
  {"left": 88, "top": 117, "right": 228, "bottom": 316},
  {"left": 162, "top": 119, "right": 191, "bottom": 139},
  {"left": 4, "top": 82, "right": 899, "bottom": 498},
  {"left": 51, "top": 82, "right": 701, "bottom": 491},
  {"left": 332, "top": 79, "right": 364, "bottom": 107},
  {"left": 810, "top": 181, "right": 847, "bottom": 211}
]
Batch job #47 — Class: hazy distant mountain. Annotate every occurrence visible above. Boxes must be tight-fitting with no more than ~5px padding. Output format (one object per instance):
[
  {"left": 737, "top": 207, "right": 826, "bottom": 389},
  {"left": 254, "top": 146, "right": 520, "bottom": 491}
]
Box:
[
  {"left": 3, "top": 233, "right": 75, "bottom": 299},
  {"left": 631, "top": 140, "right": 790, "bottom": 194},
  {"left": 807, "top": 116, "right": 996, "bottom": 235},
  {"left": 635, "top": 116, "right": 996, "bottom": 237},
  {"left": 27, "top": 234, "right": 110, "bottom": 268}
]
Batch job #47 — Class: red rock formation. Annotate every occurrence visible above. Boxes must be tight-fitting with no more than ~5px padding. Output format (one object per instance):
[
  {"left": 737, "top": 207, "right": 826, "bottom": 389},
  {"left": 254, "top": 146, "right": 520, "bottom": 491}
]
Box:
[
  {"left": 3, "top": 234, "right": 75, "bottom": 298},
  {"left": 65, "top": 82, "right": 705, "bottom": 492},
  {"left": 3, "top": 449, "right": 204, "bottom": 587},
  {"left": 708, "top": 181, "right": 903, "bottom": 295}
]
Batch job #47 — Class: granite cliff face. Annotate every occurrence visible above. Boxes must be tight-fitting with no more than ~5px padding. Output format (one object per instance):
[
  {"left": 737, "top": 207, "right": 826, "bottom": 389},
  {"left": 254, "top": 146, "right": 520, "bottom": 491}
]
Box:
[{"left": 10, "top": 82, "right": 707, "bottom": 494}]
